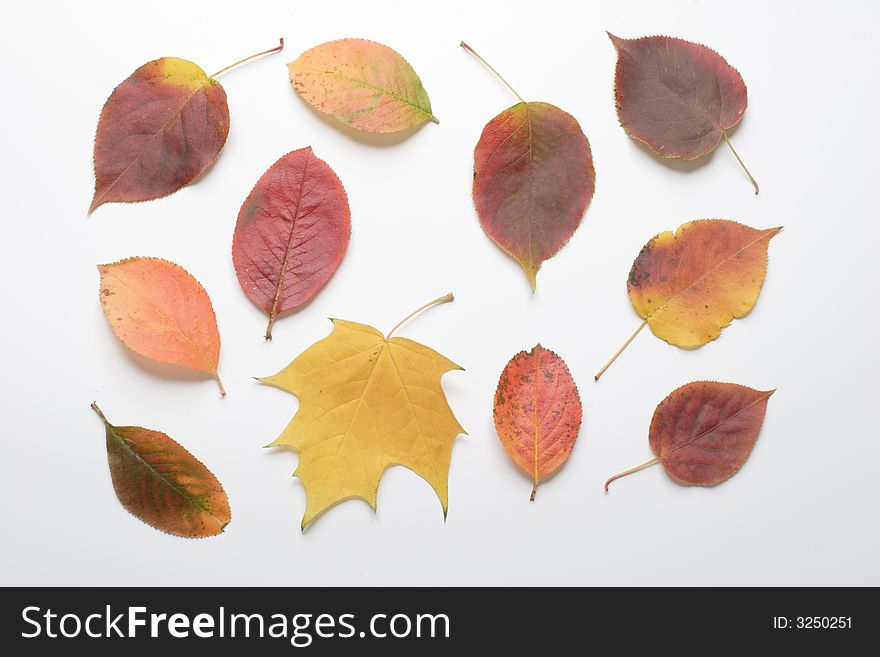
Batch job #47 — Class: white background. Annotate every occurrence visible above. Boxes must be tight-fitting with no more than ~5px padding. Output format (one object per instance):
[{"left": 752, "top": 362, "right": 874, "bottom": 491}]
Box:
[{"left": 1, "top": 0, "right": 877, "bottom": 586}]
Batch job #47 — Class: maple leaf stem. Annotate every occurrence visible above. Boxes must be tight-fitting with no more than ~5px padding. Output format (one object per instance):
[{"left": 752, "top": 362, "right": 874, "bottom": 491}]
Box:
[
  {"left": 460, "top": 41, "right": 525, "bottom": 103},
  {"left": 210, "top": 37, "right": 285, "bottom": 79},
  {"left": 213, "top": 371, "right": 227, "bottom": 397},
  {"left": 90, "top": 402, "right": 110, "bottom": 425},
  {"left": 594, "top": 318, "right": 648, "bottom": 381},
  {"left": 530, "top": 481, "right": 538, "bottom": 502},
  {"left": 604, "top": 456, "right": 660, "bottom": 492},
  {"left": 387, "top": 292, "right": 454, "bottom": 339},
  {"left": 721, "top": 130, "right": 759, "bottom": 195}
]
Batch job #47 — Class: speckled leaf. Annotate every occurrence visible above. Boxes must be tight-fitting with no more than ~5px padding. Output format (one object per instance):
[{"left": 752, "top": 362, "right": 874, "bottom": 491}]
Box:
[
  {"left": 595, "top": 220, "right": 780, "bottom": 380},
  {"left": 91, "top": 403, "right": 231, "bottom": 538},
  {"left": 493, "top": 345, "right": 582, "bottom": 500},
  {"left": 288, "top": 38, "right": 437, "bottom": 133},
  {"left": 232, "top": 147, "right": 351, "bottom": 340},
  {"left": 605, "top": 381, "right": 774, "bottom": 490}
]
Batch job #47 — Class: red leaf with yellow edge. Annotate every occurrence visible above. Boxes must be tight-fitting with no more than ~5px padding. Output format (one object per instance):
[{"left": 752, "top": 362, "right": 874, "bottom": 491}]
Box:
[
  {"left": 595, "top": 220, "right": 780, "bottom": 380},
  {"left": 232, "top": 147, "right": 351, "bottom": 340},
  {"left": 463, "top": 43, "right": 595, "bottom": 291},
  {"left": 90, "top": 40, "right": 283, "bottom": 213},
  {"left": 91, "top": 403, "right": 231, "bottom": 538},
  {"left": 605, "top": 381, "right": 774, "bottom": 490},
  {"left": 288, "top": 39, "right": 437, "bottom": 133},
  {"left": 493, "top": 345, "right": 582, "bottom": 500},
  {"left": 98, "top": 257, "right": 225, "bottom": 395},
  {"left": 608, "top": 33, "right": 758, "bottom": 193}
]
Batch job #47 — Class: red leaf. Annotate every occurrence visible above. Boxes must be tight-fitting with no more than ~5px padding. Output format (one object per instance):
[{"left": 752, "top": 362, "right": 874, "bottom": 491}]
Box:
[
  {"left": 232, "top": 147, "right": 351, "bottom": 340},
  {"left": 605, "top": 381, "right": 774, "bottom": 490},
  {"left": 608, "top": 33, "right": 758, "bottom": 193},
  {"left": 473, "top": 102, "right": 595, "bottom": 290},
  {"left": 90, "top": 58, "right": 230, "bottom": 213},
  {"left": 493, "top": 345, "right": 582, "bottom": 500}
]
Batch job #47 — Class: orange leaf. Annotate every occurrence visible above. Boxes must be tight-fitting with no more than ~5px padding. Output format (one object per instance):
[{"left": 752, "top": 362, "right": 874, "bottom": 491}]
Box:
[
  {"left": 91, "top": 403, "right": 230, "bottom": 537},
  {"left": 493, "top": 345, "right": 582, "bottom": 500},
  {"left": 98, "top": 257, "right": 224, "bottom": 395},
  {"left": 595, "top": 220, "right": 780, "bottom": 380}
]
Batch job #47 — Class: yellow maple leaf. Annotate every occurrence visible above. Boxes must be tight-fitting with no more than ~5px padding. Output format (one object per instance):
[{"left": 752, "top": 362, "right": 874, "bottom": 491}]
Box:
[{"left": 260, "top": 294, "right": 465, "bottom": 529}]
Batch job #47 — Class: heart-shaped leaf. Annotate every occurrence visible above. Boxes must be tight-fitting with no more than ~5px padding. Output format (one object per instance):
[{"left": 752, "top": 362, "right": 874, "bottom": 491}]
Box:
[
  {"left": 608, "top": 33, "right": 758, "bottom": 193},
  {"left": 595, "top": 220, "right": 780, "bottom": 380},
  {"left": 605, "top": 381, "right": 774, "bottom": 490}
]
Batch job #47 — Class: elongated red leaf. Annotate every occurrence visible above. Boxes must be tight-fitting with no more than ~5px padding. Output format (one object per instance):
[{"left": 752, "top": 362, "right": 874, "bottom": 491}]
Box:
[
  {"left": 90, "top": 58, "right": 229, "bottom": 213},
  {"left": 91, "top": 403, "right": 231, "bottom": 538},
  {"left": 232, "top": 147, "right": 351, "bottom": 339},
  {"left": 605, "top": 381, "right": 774, "bottom": 490},
  {"left": 493, "top": 345, "right": 582, "bottom": 500},
  {"left": 473, "top": 102, "right": 595, "bottom": 290}
]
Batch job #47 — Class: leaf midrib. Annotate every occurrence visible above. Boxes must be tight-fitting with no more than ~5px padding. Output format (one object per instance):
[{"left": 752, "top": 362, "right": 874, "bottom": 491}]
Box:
[
  {"left": 314, "top": 69, "right": 435, "bottom": 121},
  {"left": 94, "top": 77, "right": 209, "bottom": 207},
  {"left": 645, "top": 229, "right": 775, "bottom": 322}
]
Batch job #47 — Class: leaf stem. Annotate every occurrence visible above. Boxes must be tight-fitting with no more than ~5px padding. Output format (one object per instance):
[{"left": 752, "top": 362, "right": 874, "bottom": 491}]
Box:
[
  {"left": 530, "top": 481, "right": 538, "bottom": 502},
  {"left": 460, "top": 41, "right": 525, "bottom": 103},
  {"left": 721, "top": 130, "right": 759, "bottom": 195},
  {"left": 387, "top": 293, "right": 454, "bottom": 339},
  {"left": 210, "top": 37, "right": 284, "bottom": 79},
  {"left": 91, "top": 402, "right": 110, "bottom": 425},
  {"left": 213, "top": 371, "right": 227, "bottom": 397},
  {"left": 594, "top": 318, "right": 648, "bottom": 381},
  {"left": 604, "top": 456, "right": 660, "bottom": 492},
  {"left": 265, "top": 315, "right": 276, "bottom": 342}
]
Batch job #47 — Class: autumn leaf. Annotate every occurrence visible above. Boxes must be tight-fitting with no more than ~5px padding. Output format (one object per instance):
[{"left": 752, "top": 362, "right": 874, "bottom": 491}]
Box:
[
  {"left": 232, "top": 147, "right": 351, "bottom": 340},
  {"left": 288, "top": 39, "right": 437, "bottom": 133},
  {"left": 608, "top": 33, "right": 759, "bottom": 193},
  {"left": 604, "top": 381, "right": 774, "bottom": 490},
  {"left": 595, "top": 220, "right": 780, "bottom": 380},
  {"left": 493, "top": 345, "right": 582, "bottom": 500},
  {"left": 90, "top": 403, "right": 231, "bottom": 537},
  {"left": 98, "top": 257, "right": 225, "bottom": 394},
  {"left": 90, "top": 39, "right": 284, "bottom": 213},
  {"left": 462, "top": 42, "right": 595, "bottom": 291},
  {"left": 259, "top": 294, "right": 464, "bottom": 530}
]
